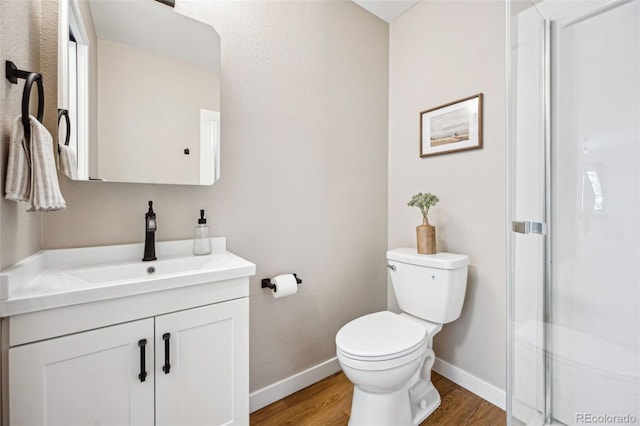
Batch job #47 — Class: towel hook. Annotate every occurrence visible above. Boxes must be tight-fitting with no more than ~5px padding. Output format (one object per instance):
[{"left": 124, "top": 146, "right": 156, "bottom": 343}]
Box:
[
  {"left": 57, "top": 109, "right": 70, "bottom": 155},
  {"left": 6, "top": 61, "right": 45, "bottom": 164}
]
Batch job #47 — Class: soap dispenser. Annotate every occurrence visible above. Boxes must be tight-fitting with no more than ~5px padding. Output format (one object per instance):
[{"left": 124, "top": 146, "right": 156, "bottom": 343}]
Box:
[{"left": 193, "top": 209, "right": 212, "bottom": 255}]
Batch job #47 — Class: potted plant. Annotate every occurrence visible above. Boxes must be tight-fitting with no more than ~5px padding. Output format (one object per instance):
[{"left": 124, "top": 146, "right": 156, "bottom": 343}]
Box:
[{"left": 407, "top": 192, "right": 439, "bottom": 254}]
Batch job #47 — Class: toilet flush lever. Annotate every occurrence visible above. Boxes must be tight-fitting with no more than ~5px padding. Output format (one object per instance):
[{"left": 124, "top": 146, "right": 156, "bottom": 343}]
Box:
[{"left": 387, "top": 264, "right": 397, "bottom": 271}]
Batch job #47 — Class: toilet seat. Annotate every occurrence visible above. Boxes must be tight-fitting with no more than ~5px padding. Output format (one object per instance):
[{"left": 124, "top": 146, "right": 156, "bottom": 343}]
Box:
[
  {"left": 336, "top": 311, "right": 428, "bottom": 370},
  {"left": 337, "top": 340, "right": 427, "bottom": 371}
]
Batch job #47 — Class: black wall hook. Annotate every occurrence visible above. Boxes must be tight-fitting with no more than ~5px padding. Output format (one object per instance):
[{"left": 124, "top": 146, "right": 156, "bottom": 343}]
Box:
[{"left": 6, "top": 61, "right": 45, "bottom": 163}]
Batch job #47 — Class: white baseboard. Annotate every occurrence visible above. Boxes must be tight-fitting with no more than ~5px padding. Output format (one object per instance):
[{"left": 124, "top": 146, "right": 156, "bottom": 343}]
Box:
[
  {"left": 249, "top": 356, "right": 505, "bottom": 414},
  {"left": 433, "top": 357, "right": 506, "bottom": 410},
  {"left": 249, "top": 357, "right": 341, "bottom": 413}
]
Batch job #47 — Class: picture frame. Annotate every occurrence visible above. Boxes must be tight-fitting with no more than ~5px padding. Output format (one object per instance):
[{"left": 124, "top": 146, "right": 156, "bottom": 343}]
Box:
[{"left": 420, "top": 93, "right": 483, "bottom": 157}]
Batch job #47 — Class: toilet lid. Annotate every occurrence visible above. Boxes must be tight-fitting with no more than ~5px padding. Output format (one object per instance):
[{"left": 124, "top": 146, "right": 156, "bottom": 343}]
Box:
[{"left": 336, "top": 311, "right": 427, "bottom": 359}]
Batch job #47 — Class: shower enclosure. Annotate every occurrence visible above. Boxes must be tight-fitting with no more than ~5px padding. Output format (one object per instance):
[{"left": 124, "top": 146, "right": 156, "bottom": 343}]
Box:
[{"left": 507, "top": 0, "right": 640, "bottom": 425}]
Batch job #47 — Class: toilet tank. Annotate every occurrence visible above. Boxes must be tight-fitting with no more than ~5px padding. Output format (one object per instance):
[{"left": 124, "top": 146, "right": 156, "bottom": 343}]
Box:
[{"left": 387, "top": 248, "right": 469, "bottom": 323}]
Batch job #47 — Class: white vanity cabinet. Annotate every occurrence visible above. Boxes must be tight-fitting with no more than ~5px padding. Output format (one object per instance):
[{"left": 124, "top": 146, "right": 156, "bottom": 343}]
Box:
[
  {"left": 155, "top": 299, "right": 249, "bottom": 426},
  {"left": 0, "top": 238, "right": 254, "bottom": 426},
  {"left": 8, "top": 298, "right": 248, "bottom": 426},
  {"left": 10, "top": 318, "right": 157, "bottom": 425}
]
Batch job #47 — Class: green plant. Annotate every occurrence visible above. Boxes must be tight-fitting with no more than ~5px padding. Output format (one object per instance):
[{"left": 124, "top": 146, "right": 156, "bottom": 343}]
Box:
[{"left": 407, "top": 192, "right": 439, "bottom": 220}]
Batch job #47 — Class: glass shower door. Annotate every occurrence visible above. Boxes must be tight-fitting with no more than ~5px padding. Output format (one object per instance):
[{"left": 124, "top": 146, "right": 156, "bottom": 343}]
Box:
[
  {"left": 549, "top": 0, "right": 640, "bottom": 424},
  {"left": 508, "top": 2, "right": 548, "bottom": 424},
  {"left": 508, "top": 1, "right": 640, "bottom": 425}
]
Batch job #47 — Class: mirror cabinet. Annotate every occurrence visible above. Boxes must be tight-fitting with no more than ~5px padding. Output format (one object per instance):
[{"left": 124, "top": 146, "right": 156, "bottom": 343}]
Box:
[{"left": 58, "top": 0, "right": 221, "bottom": 185}]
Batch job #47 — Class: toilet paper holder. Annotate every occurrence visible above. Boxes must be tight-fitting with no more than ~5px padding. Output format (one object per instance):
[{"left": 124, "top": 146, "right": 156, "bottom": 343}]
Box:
[{"left": 261, "top": 273, "right": 302, "bottom": 291}]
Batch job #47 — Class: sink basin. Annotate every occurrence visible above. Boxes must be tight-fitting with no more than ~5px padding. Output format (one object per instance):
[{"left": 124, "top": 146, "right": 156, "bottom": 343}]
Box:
[
  {"left": 67, "top": 255, "right": 212, "bottom": 284},
  {"left": 0, "top": 237, "right": 255, "bottom": 317}
]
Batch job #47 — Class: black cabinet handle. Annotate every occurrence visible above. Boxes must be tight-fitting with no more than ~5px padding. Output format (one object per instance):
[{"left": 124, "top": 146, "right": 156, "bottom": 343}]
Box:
[
  {"left": 162, "top": 333, "right": 171, "bottom": 374},
  {"left": 138, "top": 339, "right": 148, "bottom": 382}
]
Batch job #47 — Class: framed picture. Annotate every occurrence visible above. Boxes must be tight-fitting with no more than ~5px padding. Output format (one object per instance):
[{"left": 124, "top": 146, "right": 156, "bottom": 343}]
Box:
[{"left": 420, "top": 93, "right": 483, "bottom": 157}]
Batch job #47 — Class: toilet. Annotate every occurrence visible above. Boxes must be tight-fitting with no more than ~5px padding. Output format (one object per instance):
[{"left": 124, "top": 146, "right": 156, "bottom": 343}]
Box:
[{"left": 335, "top": 248, "right": 469, "bottom": 426}]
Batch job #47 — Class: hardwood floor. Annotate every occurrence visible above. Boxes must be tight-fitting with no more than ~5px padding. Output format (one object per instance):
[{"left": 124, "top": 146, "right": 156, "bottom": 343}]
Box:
[{"left": 250, "top": 371, "right": 505, "bottom": 426}]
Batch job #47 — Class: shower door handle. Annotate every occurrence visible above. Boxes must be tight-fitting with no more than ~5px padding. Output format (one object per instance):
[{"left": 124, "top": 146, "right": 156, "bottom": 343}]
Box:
[{"left": 512, "top": 221, "right": 546, "bottom": 235}]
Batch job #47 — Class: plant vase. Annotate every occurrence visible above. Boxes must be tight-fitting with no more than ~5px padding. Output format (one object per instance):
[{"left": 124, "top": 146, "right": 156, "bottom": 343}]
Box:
[{"left": 416, "top": 218, "right": 436, "bottom": 254}]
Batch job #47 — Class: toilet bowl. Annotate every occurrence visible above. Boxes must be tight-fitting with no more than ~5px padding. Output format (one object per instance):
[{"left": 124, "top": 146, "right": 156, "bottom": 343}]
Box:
[
  {"left": 336, "top": 249, "right": 469, "bottom": 426},
  {"left": 337, "top": 311, "right": 428, "bottom": 392},
  {"left": 336, "top": 311, "right": 442, "bottom": 426}
]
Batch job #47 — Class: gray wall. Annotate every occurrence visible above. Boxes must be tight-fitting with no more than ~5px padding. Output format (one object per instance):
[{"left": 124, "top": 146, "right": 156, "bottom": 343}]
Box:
[
  {"left": 388, "top": 0, "right": 506, "bottom": 389},
  {"left": 0, "top": 0, "right": 56, "bottom": 270},
  {"left": 41, "top": 0, "right": 389, "bottom": 393}
]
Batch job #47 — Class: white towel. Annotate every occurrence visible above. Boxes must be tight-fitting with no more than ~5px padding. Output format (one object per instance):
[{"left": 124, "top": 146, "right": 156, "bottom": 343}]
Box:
[
  {"left": 57, "top": 143, "right": 78, "bottom": 180},
  {"left": 5, "top": 116, "right": 31, "bottom": 202},
  {"left": 4, "top": 115, "right": 66, "bottom": 212},
  {"left": 27, "top": 116, "right": 66, "bottom": 211}
]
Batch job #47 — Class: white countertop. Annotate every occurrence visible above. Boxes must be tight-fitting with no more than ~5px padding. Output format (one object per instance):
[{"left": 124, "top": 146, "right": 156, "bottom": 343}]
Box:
[{"left": 0, "top": 238, "right": 255, "bottom": 317}]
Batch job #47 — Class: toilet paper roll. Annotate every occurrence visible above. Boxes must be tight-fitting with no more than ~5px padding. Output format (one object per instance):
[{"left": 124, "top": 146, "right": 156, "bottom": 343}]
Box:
[{"left": 271, "top": 274, "right": 298, "bottom": 299}]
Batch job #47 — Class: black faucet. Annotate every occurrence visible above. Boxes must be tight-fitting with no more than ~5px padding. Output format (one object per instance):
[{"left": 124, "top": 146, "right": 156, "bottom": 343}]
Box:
[{"left": 142, "top": 201, "right": 157, "bottom": 261}]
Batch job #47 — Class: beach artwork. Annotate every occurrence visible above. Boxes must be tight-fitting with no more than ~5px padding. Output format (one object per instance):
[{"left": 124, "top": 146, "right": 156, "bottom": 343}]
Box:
[
  {"left": 429, "top": 108, "right": 470, "bottom": 147},
  {"left": 420, "top": 94, "right": 483, "bottom": 157}
]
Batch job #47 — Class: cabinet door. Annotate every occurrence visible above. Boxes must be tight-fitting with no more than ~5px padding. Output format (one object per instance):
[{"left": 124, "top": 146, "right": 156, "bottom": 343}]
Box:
[
  {"left": 156, "top": 298, "right": 249, "bottom": 426},
  {"left": 10, "top": 318, "right": 155, "bottom": 426}
]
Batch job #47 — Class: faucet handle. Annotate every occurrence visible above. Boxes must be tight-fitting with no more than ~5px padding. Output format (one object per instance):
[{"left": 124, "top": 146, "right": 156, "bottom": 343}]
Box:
[{"left": 145, "top": 201, "right": 157, "bottom": 231}]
